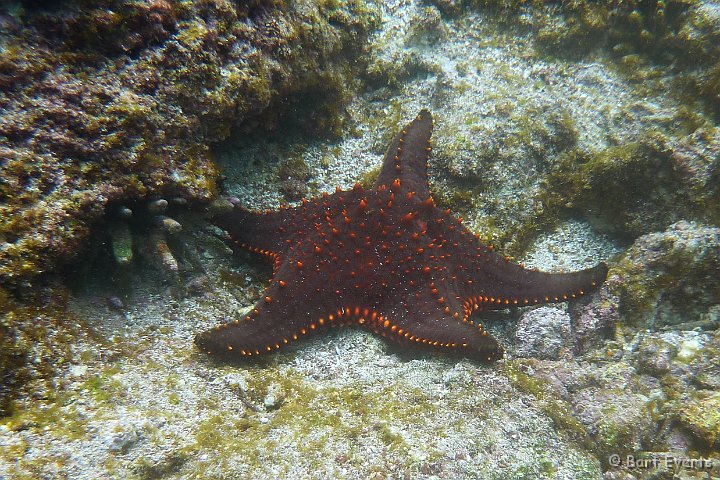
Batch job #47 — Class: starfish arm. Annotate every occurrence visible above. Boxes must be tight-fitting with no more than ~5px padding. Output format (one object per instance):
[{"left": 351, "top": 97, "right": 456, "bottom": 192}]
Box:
[
  {"left": 456, "top": 245, "right": 608, "bottom": 311},
  {"left": 213, "top": 189, "right": 364, "bottom": 258},
  {"left": 374, "top": 109, "right": 433, "bottom": 199},
  {"left": 195, "top": 260, "right": 341, "bottom": 357},
  {"left": 375, "top": 290, "right": 505, "bottom": 361},
  {"left": 212, "top": 206, "right": 293, "bottom": 257}
]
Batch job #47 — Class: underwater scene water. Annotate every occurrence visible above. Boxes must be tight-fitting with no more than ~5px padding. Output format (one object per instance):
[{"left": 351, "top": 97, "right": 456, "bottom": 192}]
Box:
[{"left": 1, "top": 0, "right": 720, "bottom": 478}]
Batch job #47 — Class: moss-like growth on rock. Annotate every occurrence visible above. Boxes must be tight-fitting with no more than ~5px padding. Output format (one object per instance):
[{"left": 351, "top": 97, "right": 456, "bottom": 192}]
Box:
[
  {"left": 541, "top": 131, "right": 719, "bottom": 239},
  {"left": 678, "top": 391, "right": 720, "bottom": 452},
  {"left": 503, "top": 360, "right": 592, "bottom": 450},
  {"left": 606, "top": 221, "right": 720, "bottom": 328},
  {"left": 0, "top": 0, "right": 380, "bottom": 285},
  {"left": 0, "top": 285, "right": 83, "bottom": 418},
  {"left": 0, "top": 289, "right": 27, "bottom": 417},
  {"left": 184, "top": 365, "right": 442, "bottom": 476},
  {"left": 277, "top": 155, "right": 312, "bottom": 202}
]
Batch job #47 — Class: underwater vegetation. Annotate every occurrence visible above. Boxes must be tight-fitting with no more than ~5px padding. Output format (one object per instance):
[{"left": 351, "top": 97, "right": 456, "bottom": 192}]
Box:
[
  {"left": 413, "top": 0, "right": 720, "bottom": 251},
  {"left": 0, "top": 0, "right": 380, "bottom": 286}
]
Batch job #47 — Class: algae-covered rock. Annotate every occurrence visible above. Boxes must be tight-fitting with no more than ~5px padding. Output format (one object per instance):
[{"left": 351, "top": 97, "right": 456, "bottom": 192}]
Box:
[
  {"left": 607, "top": 221, "right": 720, "bottom": 329},
  {"left": 0, "top": 285, "right": 82, "bottom": 418},
  {"left": 542, "top": 130, "right": 720, "bottom": 239},
  {"left": 509, "top": 358, "right": 665, "bottom": 461},
  {"left": 441, "top": 103, "right": 579, "bottom": 182},
  {"left": 678, "top": 391, "right": 720, "bottom": 450},
  {"left": 633, "top": 334, "right": 677, "bottom": 375},
  {"left": 576, "top": 388, "right": 656, "bottom": 460},
  {"left": 0, "top": 288, "right": 27, "bottom": 417},
  {"left": 0, "top": 0, "right": 380, "bottom": 285},
  {"left": 569, "top": 289, "right": 619, "bottom": 356}
]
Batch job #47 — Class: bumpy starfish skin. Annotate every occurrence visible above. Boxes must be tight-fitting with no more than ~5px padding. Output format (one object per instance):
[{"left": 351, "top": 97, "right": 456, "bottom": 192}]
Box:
[{"left": 196, "top": 110, "right": 608, "bottom": 361}]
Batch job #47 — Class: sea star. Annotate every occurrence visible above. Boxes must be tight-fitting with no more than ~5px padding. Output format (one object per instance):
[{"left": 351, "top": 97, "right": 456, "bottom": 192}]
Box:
[{"left": 196, "top": 110, "right": 608, "bottom": 361}]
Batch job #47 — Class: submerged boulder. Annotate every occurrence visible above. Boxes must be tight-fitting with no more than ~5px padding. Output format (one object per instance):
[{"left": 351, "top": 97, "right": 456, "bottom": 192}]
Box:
[
  {"left": 0, "top": 0, "right": 380, "bottom": 285},
  {"left": 608, "top": 221, "right": 720, "bottom": 329}
]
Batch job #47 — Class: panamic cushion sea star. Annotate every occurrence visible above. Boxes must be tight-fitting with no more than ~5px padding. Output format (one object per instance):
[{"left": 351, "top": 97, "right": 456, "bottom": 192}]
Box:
[{"left": 196, "top": 110, "right": 608, "bottom": 362}]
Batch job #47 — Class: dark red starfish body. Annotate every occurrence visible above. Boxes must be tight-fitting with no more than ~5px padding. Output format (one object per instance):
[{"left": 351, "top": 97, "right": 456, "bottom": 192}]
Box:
[{"left": 196, "top": 110, "right": 608, "bottom": 361}]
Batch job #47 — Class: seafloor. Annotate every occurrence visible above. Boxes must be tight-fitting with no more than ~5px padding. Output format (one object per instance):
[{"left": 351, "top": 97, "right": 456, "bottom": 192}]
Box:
[{"left": 1, "top": 0, "right": 719, "bottom": 479}]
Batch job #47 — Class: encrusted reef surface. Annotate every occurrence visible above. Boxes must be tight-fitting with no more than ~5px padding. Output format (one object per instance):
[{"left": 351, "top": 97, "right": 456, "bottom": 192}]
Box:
[
  {"left": 2, "top": 0, "right": 720, "bottom": 478},
  {"left": 0, "top": 0, "right": 379, "bottom": 284}
]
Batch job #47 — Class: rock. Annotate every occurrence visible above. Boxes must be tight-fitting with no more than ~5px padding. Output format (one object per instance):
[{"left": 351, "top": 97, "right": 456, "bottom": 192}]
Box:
[
  {"left": 185, "top": 276, "right": 210, "bottom": 297},
  {"left": 441, "top": 363, "right": 472, "bottom": 388},
  {"left": 569, "top": 290, "right": 619, "bottom": 356},
  {"left": 514, "top": 306, "right": 573, "bottom": 360},
  {"left": 263, "top": 382, "right": 285, "bottom": 411},
  {"left": 102, "top": 422, "right": 140, "bottom": 454},
  {"left": 632, "top": 334, "right": 677, "bottom": 376},
  {"left": 0, "top": 0, "right": 380, "bottom": 285},
  {"left": 693, "top": 331, "right": 720, "bottom": 390},
  {"left": 677, "top": 391, "right": 720, "bottom": 451},
  {"left": 608, "top": 221, "right": 720, "bottom": 329},
  {"left": 543, "top": 130, "right": 720, "bottom": 240},
  {"left": 68, "top": 364, "right": 88, "bottom": 378},
  {"left": 573, "top": 388, "right": 655, "bottom": 459},
  {"left": 106, "top": 296, "right": 125, "bottom": 312}
]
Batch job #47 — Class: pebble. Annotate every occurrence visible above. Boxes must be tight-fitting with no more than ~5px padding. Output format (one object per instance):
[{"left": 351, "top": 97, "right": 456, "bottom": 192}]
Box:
[
  {"left": 103, "top": 423, "right": 140, "bottom": 454},
  {"left": 263, "top": 382, "right": 285, "bottom": 410},
  {"left": 106, "top": 296, "right": 125, "bottom": 312},
  {"left": 148, "top": 198, "right": 169, "bottom": 214}
]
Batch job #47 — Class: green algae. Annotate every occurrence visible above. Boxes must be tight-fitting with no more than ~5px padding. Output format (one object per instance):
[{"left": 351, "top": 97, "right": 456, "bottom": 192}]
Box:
[
  {"left": 358, "top": 164, "right": 382, "bottom": 189},
  {"left": 503, "top": 361, "right": 589, "bottom": 444},
  {"left": 3, "top": 391, "right": 89, "bottom": 442},
  {"left": 541, "top": 135, "right": 691, "bottom": 239},
  {"left": 134, "top": 450, "right": 188, "bottom": 479},
  {"left": 678, "top": 391, "right": 720, "bottom": 452},
  {"left": 82, "top": 371, "right": 127, "bottom": 405},
  {"left": 1, "top": 361, "right": 126, "bottom": 446},
  {"left": 184, "top": 366, "right": 441, "bottom": 476},
  {"left": 591, "top": 390, "right": 657, "bottom": 458},
  {"left": 609, "top": 256, "right": 667, "bottom": 327},
  {"left": 0, "top": 286, "right": 83, "bottom": 418},
  {"left": 278, "top": 154, "right": 312, "bottom": 201},
  {"left": 431, "top": 186, "right": 477, "bottom": 215}
]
